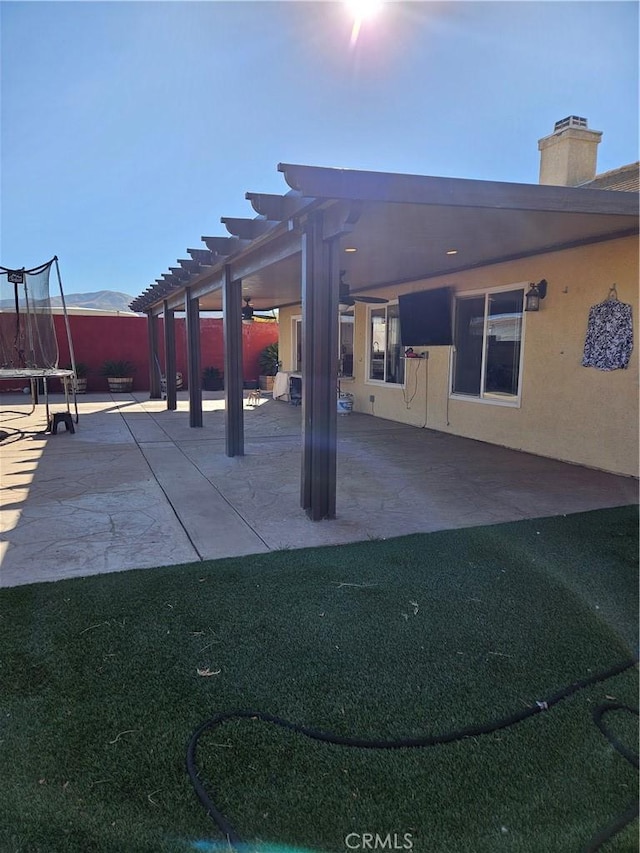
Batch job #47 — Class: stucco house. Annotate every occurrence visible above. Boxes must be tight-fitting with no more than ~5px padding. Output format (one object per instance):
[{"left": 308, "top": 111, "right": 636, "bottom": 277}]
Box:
[{"left": 132, "top": 116, "right": 638, "bottom": 520}]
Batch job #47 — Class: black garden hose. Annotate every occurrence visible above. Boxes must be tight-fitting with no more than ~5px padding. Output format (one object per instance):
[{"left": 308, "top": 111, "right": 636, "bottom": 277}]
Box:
[
  {"left": 186, "top": 657, "right": 638, "bottom": 852},
  {"left": 582, "top": 701, "right": 639, "bottom": 853}
]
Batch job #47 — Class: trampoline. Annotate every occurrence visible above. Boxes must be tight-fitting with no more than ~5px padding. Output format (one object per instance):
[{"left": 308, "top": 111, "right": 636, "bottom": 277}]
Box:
[{"left": 0, "top": 257, "right": 78, "bottom": 429}]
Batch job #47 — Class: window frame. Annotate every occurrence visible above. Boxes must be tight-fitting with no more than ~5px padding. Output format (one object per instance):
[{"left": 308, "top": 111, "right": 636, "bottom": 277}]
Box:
[
  {"left": 365, "top": 302, "right": 405, "bottom": 388},
  {"left": 292, "top": 313, "right": 354, "bottom": 377},
  {"left": 291, "top": 315, "right": 302, "bottom": 372},
  {"left": 449, "top": 283, "right": 527, "bottom": 408},
  {"left": 338, "top": 313, "right": 354, "bottom": 378}
]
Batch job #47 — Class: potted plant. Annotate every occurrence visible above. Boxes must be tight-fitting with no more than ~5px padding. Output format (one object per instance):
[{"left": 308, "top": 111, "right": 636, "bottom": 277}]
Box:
[
  {"left": 202, "top": 365, "right": 224, "bottom": 391},
  {"left": 101, "top": 359, "right": 135, "bottom": 393},
  {"left": 258, "top": 343, "right": 280, "bottom": 391},
  {"left": 61, "top": 362, "right": 89, "bottom": 394}
]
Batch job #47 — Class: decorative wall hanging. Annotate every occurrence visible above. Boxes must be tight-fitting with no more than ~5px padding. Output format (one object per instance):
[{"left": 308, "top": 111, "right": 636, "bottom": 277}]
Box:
[{"left": 582, "top": 285, "right": 633, "bottom": 371}]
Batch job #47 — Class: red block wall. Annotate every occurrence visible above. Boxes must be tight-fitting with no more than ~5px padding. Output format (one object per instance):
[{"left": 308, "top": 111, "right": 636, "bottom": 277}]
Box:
[{"left": 0, "top": 314, "right": 278, "bottom": 392}]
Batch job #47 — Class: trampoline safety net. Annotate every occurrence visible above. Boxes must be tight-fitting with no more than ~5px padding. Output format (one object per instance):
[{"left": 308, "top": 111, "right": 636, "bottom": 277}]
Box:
[{"left": 0, "top": 258, "right": 60, "bottom": 371}]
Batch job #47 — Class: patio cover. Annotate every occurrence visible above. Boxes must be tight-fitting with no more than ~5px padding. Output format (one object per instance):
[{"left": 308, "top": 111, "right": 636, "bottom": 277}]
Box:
[{"left": 130, "top": 164, "right": 639, "bottom": 520}]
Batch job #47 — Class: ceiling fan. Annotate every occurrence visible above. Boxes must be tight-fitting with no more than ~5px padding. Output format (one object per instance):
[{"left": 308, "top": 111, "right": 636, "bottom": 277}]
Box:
[
  {"left": 242, "top": 297, "right": 254, "bottom": 322},
  {"left": 242, "top": 296, "right": 276, "bottom": 323},
  {"left": 339, "top": 270, "right": 388, "bottom": 311}
]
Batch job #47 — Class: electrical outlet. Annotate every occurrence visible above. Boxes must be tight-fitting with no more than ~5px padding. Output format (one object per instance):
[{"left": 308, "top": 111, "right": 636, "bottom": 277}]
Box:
[{"left": 369, "top": 394, "right": 375, "bottom": 403}]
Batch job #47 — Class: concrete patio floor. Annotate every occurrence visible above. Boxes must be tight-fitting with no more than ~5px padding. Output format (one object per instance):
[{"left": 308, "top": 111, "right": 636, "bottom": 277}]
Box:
[{"left": 1, "top": 390, "right": 637, "bottom": 587}]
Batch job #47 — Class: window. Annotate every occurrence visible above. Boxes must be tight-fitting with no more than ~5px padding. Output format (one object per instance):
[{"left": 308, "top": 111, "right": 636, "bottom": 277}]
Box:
[
  {"left": 292, "top": 314, "right": 354, "bottom": 376},
  {"left": 292, "top": 317, "right": 302, "bottom": 372},
  {"left": 451, "top": 287, "right": 524, "bottom": 401},
  {"left": 339, "top": 315, "right": 354, "bottom": 377},
  {"left": 368, "top": 304, "right": 404, "bottom": 385}
]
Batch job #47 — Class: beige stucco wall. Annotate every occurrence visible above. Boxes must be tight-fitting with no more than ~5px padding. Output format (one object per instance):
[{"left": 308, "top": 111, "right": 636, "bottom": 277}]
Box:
[{"left": 278, "top": 235, "right": 639, "bottom": 477}]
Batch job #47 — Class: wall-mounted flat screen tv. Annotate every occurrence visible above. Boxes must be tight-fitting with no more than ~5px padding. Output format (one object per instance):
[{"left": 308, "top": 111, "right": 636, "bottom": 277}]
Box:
[{"left": 398, "top": 287, "right": 453, "bottom": 346}]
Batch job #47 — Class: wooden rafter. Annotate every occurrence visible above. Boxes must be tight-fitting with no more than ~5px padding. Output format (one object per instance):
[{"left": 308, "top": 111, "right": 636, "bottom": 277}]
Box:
[
  {"left": 187, "top": 248, "right": 216, "bottom": 265},
  {"left": 202, "top": 236, "right": 244, "bottom": 256},
  {"left": 178, "top": 258, "right": 202, "bottom": 275},
  {"left": 220, "top": 217, "right": 278, "bottom": 240},
  {"left": 245, "top": 192, "right": 311, "bottom": 221},
  {"left": 169, "top": 266, "right": 191, "bottom": 281}
]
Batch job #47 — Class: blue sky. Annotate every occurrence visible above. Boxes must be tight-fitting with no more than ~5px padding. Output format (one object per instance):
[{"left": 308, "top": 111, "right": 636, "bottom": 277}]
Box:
[{"left": 1, "top": 1, "right": 638, "bottom": 297}]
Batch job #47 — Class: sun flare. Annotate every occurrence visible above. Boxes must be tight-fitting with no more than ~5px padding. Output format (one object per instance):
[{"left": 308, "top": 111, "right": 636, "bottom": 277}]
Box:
[
  {"left": 346, "top": 0, "right": 384, "bottom": 47},
  {"left": 346, "top": 0, "right": 383, "bottom": 20}
]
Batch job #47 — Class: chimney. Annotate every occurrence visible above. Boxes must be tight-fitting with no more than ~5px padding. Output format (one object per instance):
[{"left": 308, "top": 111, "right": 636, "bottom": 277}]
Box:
[{"left": 538, "top": 116, "right": 602, "bottom": 186}]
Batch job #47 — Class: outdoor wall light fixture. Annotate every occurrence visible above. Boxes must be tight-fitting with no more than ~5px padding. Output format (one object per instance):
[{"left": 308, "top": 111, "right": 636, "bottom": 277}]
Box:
[
  {"left": 525, "top": 279, "right": 548, "bottom": 312},
  {"left": 242, "top": 297, "right": 254, "bottom": 324}
]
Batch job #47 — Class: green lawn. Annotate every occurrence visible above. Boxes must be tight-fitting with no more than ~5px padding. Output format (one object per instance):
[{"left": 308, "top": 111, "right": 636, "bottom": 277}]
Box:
[{"left": 1, "top": 506, "right": 637, "bottom": 853}]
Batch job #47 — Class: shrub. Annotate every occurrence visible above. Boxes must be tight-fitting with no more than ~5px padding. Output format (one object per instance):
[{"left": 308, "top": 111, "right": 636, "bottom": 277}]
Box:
[
  {"left": 258, "top": 343, "right": 280, "bottom": 376},
  {"left": 65, "top": 362, "right": 89, "bottom": 378},
  {"left": 100, "top": 360, "right": 135, "bottom": 377}
]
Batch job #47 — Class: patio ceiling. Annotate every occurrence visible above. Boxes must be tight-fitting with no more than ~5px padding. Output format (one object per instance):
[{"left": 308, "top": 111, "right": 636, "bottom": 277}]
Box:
[{"left": 131, "top": 164, "right": 638, "bottom": 315}]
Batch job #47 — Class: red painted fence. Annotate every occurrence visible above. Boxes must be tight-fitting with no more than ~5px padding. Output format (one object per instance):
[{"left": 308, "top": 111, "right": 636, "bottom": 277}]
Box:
[{"left": 0, "top": 314, "right": 278, "bottom": 392}]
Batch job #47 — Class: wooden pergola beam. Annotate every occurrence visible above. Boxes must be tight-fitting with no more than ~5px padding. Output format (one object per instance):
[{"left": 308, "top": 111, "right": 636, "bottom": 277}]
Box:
[
  {"left": 169, "top": 266, "right": 191, "bottom": 282},
  {"left": 187, "top": 248, "right": 216, "bottom": 265},
  {"left": 245, "top": 192, "right": 311, "bottom": 221},
  {"left": 178, "top": 258, "right": 202, "bottom": 275},
  {"left": 221, "top": 217, "right": 278, "bottom": 240},
  {"left": 202, "top": 236, "right": 243, "bottom": 255}
]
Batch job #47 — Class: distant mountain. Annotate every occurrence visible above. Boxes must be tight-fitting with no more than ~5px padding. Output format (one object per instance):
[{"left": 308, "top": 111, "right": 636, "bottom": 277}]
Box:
[
  {"left": 50, "top": 291, "right": 137, "bottom": 313},
  {"left": 0, "top": 290, "right": 139, "bottom": 313}
]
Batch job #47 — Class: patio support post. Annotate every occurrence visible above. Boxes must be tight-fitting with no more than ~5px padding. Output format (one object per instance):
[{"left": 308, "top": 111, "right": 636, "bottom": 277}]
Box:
[
  {"left": 300, "top": 210, "right": 339, "bottom": 520},
  {"left": 147, "top": 311, "right": 161, "bottom": 399},
  {"left": 185, "top": 287, "right": 203, "bottom": 428},
  {"left": 163, "top": 299, "right": 177, "bottom": 411},
  {"left": 223, "top": 264, "right": 244, "bottom": 457}
]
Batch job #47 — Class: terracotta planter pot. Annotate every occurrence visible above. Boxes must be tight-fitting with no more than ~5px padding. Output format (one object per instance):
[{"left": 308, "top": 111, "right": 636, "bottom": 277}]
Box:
[
  {"left": 107, "top": 377, "right": 134, "bottom": 393},
  {"left": 259, "top": 375, "right": 275, "bottom": 391}
]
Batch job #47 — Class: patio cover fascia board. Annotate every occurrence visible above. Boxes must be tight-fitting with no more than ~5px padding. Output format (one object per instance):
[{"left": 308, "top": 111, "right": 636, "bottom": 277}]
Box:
[{"left": 278, "top": 162, "right": 639, "bottom": 217}]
